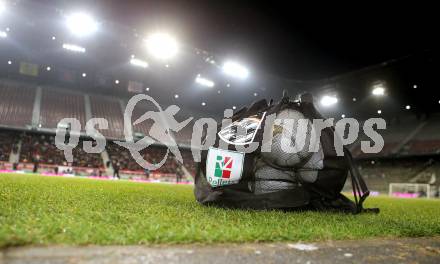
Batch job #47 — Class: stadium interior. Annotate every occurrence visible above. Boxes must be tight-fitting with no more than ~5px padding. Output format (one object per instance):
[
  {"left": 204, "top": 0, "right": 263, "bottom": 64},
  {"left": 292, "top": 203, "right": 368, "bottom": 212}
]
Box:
[
  {"left": 1, "top": 2, "right": 440, "bottom": 263},
  {"left": 0, "top": 0, "right": 438, "bottom": 198}
]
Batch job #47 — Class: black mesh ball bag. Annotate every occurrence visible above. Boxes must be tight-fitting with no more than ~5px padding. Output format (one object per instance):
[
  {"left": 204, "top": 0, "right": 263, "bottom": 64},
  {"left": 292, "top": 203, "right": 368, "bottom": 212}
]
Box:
[{"left": 194, "top": 92, "right": 379, "bottom": 214}]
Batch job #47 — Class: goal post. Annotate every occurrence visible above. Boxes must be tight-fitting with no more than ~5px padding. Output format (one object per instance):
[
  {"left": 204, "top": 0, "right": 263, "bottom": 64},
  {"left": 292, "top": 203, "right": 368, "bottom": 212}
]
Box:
[{"left": 389, "top": 183, "right": 431, "bottom": 198}]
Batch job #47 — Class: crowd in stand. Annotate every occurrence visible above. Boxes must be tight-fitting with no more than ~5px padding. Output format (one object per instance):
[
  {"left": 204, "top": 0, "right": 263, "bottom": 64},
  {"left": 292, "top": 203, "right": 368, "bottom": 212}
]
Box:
[
  {"left": 18, "top": 133, "right": 104, "bottom": 168},
  {"left": 106, "top": 141, "right": 184, "bottom": 174},
  {"left": 0, "top": 131, "right": 19, "bottom": 162},
  {"left": 72, "top": 140, "right": 105, "bottom": 168},
  {"left": 2, "top": 128, "right": 440, "bottom": 190},
  {"left": 20, "top": 133, "right": 66, "bottom": 165},
  {"left": 0, "top": 130, "right": 197, "bottom": 177}
]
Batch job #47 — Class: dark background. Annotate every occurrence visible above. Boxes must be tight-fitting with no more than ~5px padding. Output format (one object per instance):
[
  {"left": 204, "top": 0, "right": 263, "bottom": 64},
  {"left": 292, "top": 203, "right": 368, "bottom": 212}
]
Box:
[
  {"left": 0, "top": 0, "right": 436, "bottom": 117},
  {"left": 38, "top": 0, "right": 437, "bottom": 80}
]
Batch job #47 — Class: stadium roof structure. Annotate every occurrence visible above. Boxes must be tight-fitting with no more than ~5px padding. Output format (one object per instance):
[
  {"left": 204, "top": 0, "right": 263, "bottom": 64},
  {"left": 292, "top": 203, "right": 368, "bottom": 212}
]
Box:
[{"left": 0, "top": 0, "right": 437, "bottom": 119}]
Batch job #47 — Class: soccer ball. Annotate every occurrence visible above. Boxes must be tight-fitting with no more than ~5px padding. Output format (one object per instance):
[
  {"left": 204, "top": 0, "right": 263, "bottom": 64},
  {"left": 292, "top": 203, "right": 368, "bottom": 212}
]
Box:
[
  {"left": 261, "top": 108, "right": 317, "bottom": 167},
  {"left": 253, "top": 166, "right": 297, "bottom": 194}
]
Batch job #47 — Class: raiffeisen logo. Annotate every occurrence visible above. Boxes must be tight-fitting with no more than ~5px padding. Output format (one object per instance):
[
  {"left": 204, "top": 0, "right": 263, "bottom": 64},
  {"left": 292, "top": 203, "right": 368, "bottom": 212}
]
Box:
[{"left": 54, "top": 94, "right": 387, "bottom": 171}]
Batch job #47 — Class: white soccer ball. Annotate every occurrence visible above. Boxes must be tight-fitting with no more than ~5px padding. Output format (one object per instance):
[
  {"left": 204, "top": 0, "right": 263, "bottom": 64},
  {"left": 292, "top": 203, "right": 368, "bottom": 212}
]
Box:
[
  {"left": 253, "top": 166, "right": 297, "bottom": 194},
  {"left": 261, "top": 109, "right": 317, "bottom": 167}
]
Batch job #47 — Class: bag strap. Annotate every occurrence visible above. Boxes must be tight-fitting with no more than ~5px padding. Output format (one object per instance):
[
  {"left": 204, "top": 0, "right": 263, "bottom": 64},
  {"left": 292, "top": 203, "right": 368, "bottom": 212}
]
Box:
[{"left": 344, "top": 147, "right": 380, "bottom": 214}]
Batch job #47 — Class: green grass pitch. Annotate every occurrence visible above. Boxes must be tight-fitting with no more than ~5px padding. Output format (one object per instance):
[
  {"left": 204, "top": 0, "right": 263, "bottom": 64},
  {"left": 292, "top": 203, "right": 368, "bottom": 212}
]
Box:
[{"left": 1, "top": 173, "right": 439, "bottom": 248}]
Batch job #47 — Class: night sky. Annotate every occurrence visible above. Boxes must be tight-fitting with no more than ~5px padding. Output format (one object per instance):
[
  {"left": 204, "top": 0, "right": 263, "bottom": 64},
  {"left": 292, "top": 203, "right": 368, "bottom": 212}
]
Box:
[{"left": 36, "top": 0, "right": 438, "bottom": 80}]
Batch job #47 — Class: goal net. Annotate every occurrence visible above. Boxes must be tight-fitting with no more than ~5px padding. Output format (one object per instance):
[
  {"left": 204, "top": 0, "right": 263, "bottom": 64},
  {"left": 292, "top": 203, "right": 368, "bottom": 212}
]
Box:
[{"left": 389, "top": 183, "right": 431, "bottom": 198}]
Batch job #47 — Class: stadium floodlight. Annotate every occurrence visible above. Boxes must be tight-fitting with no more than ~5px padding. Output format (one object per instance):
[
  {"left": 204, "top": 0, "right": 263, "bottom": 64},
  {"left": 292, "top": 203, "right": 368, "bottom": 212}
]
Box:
[
  {"left": 372, "top": 84, "right": 386, "bottom": 96},
  {"left": 66, "top": 12, "right": 98, "bottom": 37},
  {"left": 0, "top": 31, "right": 6, "bottom": 38},
  {"left": 201, "top": 102, "right": 206, "bottom": 106},
  {"left": 62, "top": 43, "right": 86, "bottom": 53},
  {"left": 406, "top": 105, "right": 411, "bottom": 110},
  {"left": 145, "top": 32, "right": 178, "bottom": 60},
  {"left": 195, "top": 76, "right": 215, "bottom": 87},
  {"left": 377, "top": 110, "right": 382, "bottom": 114},
  {"left": 320, "top": 95, "right": 338, "bottom": 107},
  {"left": 222, "top": 61, "right": 250, "bottom": 80},
  {"left": 130, "top": 58, "right": 149, "bottom": 68}
]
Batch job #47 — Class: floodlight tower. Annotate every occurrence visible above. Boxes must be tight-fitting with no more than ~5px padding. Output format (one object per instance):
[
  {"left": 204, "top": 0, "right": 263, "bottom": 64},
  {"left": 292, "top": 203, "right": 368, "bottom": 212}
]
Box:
[
  {"left": 222, "top": 61, "right": 250, "bottom": 80},
  {"left": 320, "top": 95, "right": 338, "bottom": 107},
  {"left": 66, "top": 12, "right": 98, "bottom": 38},
  {"left": 145, "top": 32, "right": 179, "bottom": 60},
  {"left": 372, "top": 82, "right": 386, "bottom": 97}
]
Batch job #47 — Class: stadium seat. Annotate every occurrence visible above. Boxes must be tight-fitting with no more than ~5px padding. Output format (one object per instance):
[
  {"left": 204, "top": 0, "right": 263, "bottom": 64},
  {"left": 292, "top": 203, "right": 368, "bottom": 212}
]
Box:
[
  {"left": 0, "top": 81, "right": 35, "bottom": 128},
  {"left": 40, "top": 88, "right": 86, "bottom": 129},
  {"left": 90, "top": 95, "right": 125, "bottom": 139}
]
